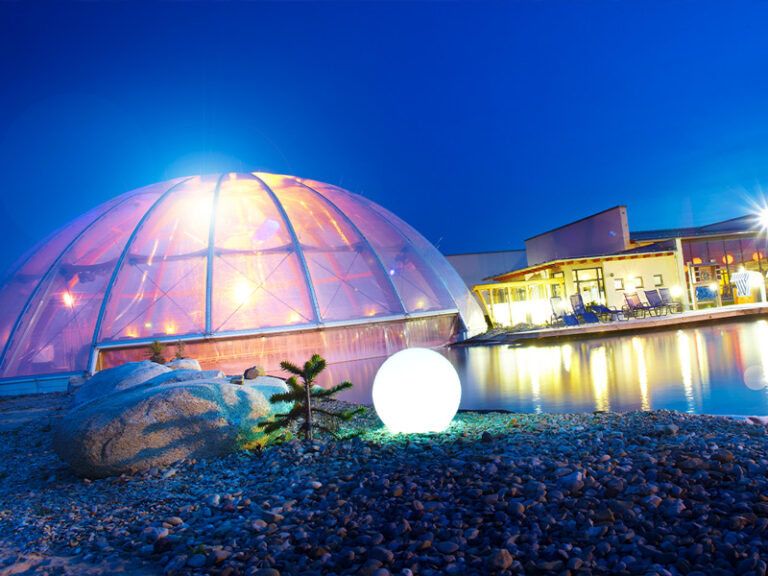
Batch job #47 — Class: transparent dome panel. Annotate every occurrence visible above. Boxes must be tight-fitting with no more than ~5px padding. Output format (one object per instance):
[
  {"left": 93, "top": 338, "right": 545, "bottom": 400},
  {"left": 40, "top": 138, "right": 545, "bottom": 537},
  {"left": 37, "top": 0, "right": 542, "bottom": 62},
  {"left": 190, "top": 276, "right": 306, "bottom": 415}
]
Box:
[
  {"left": 0, "top": 200, "right": 112, "bottom": 356},
  {"left": 305, "top": 181, "right": 456, "bottom": 314},
  {"left": 99, "top": 177, "right": 215, "bottom": 342},
  {"left": 364, "top": 199, "right": 486, "bottom": 335},
  {"left": 211, "top": 175, "right": 316, "bottom": 332},
  {"left": 0, "top": 187, "right": 164, "bottom": 378},
  {"left": 261, "top": 174, "right": 403, "bottom": 322}
]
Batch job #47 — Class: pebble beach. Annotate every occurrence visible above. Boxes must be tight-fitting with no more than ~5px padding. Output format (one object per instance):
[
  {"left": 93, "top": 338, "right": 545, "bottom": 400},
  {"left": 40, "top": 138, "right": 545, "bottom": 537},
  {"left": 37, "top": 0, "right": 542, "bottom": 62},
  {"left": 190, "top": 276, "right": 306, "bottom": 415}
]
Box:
[{"left": 2, "top": 394, "right": 768, "bottom": 576}]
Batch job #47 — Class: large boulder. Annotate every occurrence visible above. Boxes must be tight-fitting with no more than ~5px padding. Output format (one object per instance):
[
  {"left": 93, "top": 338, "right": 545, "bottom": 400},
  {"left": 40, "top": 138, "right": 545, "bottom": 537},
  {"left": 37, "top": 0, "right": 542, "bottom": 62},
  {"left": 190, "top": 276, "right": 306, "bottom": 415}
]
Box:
[
  {"left": 164, "top": 358, "right": 202, "bottom": 371},
  {"left": 73, "top": 361, "right": 170, "bottom": 406},
  {"left": 142, "top": 369, "right": 226, "bottom": 387},
  {"left": 245, "top": 376, "right": 292, "bottom": 415},
  {"left": 54, "top": 380, "right": 271, "bottom": 478}
]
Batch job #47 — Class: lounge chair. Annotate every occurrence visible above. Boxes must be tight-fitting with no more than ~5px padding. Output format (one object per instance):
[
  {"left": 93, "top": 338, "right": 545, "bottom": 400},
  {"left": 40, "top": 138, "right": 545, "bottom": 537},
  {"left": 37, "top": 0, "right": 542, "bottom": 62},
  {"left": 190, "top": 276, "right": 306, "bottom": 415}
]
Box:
[
  {"left": 568, "top": 294, "right": 601, "bottom": 324},
  {"left": 550, "top": 296, "right": 580, "bottom": 327},
  {"left": 570, "top": 293, "right": 624, "bottom": 322},
  {"left": 644, "top": 289, "right": 670, "bottom": 316},
  {"left": 623, "top": 292, "right": 658, "bottom": 318},
  {"left": 658, "top": 287, "right": 683, "bottom": 313}
]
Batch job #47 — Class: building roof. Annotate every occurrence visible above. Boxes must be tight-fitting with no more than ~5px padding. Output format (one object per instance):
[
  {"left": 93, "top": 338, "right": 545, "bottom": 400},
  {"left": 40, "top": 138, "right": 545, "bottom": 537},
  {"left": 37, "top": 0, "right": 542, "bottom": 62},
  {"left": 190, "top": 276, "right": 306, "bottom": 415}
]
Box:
[
  {"left": 630, "top": 215, "right": 759, "bottom": 242},
  {"left": 524, "top": 205, "right": 626, "bottom": 242},
  {"left": 487, "top": 240, "right": 676, "bottom": 282}
]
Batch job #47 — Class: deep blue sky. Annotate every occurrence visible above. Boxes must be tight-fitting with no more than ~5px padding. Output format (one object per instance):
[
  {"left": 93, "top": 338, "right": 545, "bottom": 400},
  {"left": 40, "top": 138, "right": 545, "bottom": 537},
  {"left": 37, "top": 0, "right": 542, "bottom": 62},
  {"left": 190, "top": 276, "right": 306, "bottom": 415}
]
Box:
[{"left": 2, "top": 0, "right": 768, "bottom": 272}]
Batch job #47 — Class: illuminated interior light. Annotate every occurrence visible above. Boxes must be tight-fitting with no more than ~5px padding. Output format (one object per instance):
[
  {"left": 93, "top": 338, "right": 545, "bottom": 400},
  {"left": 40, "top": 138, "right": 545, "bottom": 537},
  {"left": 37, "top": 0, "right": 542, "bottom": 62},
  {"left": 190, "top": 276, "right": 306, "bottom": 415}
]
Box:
[
  {"left": 126, "top": 327, "right": 138, "bottom": 338},
  {"left": 708, "top": 283, "right": 717, "bottom": 291},
  {"left": 366, "top": 308, "right": 378, "bottom": 317},
  {"left": 373, "top": 348, "right": 461, "bottom": 433},
  {"left": 288, "top": 312, "right": 301, "bottom": 324},
  {"left": 144, "top": 322, "right": 152, "bottom": 328},
  {"left": 62, "top": 292, "right": 74, "bottom": 308},
  {"left": 165, "top": 323, "right": 176, "bottom": 335},
  {"left": 233, "top": 279, "right": 252, "bottom": 306},
  {"left": 692, "top": 257, "right": 703, "bottom": 264},
  {"left": 625, "top": 283, "right": 636, "bottom": 294},
  {"left": 722, "top": 254, "right": 734, "bottom": 265},
  {"left": 670, "top": 285, "right": 683, "bottom": 298}
]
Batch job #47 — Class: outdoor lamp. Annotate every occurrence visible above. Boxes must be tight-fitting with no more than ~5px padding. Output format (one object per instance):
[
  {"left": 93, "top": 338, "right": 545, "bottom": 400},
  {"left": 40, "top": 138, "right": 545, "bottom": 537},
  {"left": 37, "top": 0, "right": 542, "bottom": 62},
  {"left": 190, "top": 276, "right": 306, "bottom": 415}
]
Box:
[{"left": 372, "top": 347, "right": 461, "bottom": 433}]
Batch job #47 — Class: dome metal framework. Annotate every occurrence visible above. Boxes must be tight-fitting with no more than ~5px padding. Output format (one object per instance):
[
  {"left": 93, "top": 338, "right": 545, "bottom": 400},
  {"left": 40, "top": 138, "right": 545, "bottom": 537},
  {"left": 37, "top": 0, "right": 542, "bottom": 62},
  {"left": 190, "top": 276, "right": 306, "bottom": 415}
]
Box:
[{"left": 0, "top": 173, "right": 483, "bottom": 389}]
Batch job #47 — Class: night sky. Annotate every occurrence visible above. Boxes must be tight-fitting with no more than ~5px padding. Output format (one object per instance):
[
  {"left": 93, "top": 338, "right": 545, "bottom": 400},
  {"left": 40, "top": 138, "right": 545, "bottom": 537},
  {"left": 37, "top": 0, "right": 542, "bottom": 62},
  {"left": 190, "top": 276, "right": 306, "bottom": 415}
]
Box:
[{"left": 2, "top": 0, "right": 768, "bottom": 273}]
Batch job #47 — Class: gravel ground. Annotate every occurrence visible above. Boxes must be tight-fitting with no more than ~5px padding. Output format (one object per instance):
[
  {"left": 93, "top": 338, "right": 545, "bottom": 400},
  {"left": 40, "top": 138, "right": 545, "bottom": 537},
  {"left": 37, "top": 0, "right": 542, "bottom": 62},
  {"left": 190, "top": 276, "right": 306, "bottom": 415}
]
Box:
[{"left": 1, "top": 395, "right": 768, "bottom": 576}]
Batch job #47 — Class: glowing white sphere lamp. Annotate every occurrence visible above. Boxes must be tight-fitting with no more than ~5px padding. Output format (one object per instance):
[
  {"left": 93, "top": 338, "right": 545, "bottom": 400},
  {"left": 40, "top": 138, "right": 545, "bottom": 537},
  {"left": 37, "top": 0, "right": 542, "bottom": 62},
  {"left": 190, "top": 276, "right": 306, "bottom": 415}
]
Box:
[{"left": 372, "top": 347, "right": 461, "bottom": 433}]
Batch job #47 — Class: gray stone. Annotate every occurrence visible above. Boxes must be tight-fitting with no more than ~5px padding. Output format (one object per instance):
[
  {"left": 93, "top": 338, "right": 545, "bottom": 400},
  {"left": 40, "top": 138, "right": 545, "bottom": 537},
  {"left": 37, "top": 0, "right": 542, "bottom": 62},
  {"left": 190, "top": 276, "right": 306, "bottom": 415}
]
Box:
[
  {"left": 245, "top": 376, "right": 292, "bottom": 414},
  {"left": 54, "top": 380, "right": 271, "bottom": 478},
  {"left": 558, "top": 471, "right": 584, "bottom": 492},
  {"left": 487, "top": 549, "right": 514, "bottom": 571},
  {"left": 244, "top": 366, "right": 266, "bottom": 380},
  {"left": 186, "top": 554, "right": 206, "bottom": 568},
  {"left": 654, "top": 423, "right": 679, "bottom": 436},
  {"left": 73, "top": 361, "right": 171, "bottom": 406},
  {"left": 164, "top": 358, "right": 201, "bottom": 371}
]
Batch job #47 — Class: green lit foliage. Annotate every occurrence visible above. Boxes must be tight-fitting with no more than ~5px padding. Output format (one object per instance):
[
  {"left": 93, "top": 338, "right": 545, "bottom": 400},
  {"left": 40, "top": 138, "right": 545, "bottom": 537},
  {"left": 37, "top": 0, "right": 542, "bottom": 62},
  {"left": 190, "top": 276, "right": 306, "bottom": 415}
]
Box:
[
  {"left": 147, "top": 340, "right": 166, "bottom": 364},
  {"left": 260, "top": 353, "right": 365, "bottom": 441},
  {"left": 174, "top": 340, "right": 186, "bottom": 360}
]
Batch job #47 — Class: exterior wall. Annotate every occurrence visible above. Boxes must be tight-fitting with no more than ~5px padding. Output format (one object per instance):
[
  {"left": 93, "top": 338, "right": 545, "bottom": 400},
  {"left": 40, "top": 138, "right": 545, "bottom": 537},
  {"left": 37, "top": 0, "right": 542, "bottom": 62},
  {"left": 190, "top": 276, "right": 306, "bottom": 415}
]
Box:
[
  {"left": 525, "top": 206, "right": 630, "bottom": 266},
  {"left": 602, "top": 255, "right": 680, "bottom": 309},
  {"left": 445, "top": 250, "right": 527, "bottom": 288}
]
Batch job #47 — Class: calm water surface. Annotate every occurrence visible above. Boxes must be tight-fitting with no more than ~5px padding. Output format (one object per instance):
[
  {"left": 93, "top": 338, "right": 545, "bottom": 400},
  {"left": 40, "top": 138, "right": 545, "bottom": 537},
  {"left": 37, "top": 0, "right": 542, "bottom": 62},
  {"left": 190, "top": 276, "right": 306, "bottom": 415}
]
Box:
[{"left": 332, "top": 319, "right": 768, "bottom": 416}]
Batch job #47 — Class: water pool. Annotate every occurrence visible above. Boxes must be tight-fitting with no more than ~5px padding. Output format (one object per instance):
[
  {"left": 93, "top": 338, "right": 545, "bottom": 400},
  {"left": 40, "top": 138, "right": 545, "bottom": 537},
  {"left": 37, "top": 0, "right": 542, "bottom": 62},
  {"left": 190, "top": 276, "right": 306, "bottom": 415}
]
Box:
[{"left": 331, "top": 319, "right": 768, "bottom": 416}]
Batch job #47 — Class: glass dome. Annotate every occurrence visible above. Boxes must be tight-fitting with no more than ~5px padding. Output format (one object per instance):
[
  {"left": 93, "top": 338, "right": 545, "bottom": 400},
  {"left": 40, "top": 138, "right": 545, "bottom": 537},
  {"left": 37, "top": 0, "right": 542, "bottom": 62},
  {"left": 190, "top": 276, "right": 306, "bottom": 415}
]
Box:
[{"left": 0, "top": 173, "right": 484, "bottom": 386}]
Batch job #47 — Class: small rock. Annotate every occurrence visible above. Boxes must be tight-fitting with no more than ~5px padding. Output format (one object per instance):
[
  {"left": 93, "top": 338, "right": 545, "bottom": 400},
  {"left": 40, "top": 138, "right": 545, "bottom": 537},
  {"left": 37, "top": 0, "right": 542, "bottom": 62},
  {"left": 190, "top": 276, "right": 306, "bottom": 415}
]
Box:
[
  {"left": 359, "top": 559, "right": 384, "bottom": 576},
  {"left": 558, "top": 471, "right": 584, "bottom": 492},
  {"left": 436, "top": 541, "right": 460, "bottom": 554},
  {"left": 487, "top": 549, "right": 514, "bottom": 571},
  {"left": 187, "top": 554, "right": 206, "bottom": 568},
  {"left": 654, "top": 423, "right": 679, "bottom": 436}
]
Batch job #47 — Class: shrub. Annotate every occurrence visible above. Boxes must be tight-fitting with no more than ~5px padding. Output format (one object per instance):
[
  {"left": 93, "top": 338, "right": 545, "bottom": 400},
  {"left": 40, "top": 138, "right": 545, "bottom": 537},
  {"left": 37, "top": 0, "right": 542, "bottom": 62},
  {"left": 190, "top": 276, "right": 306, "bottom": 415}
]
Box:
[
  {"left": 259, "top": 353, "right": 365, "bottom": 441},
  {"left": 147, "top": 340, "right": 166, "bottom": 364}
]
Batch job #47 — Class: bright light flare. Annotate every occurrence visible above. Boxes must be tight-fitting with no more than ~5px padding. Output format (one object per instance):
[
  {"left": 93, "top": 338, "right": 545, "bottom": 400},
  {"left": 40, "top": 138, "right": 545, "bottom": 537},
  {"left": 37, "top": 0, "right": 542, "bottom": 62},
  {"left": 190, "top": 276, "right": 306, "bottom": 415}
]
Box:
[
  {"left": 760, "top": 207, "right": 768, "bottom": 230},
  {"left": 372, "top": 348, "right": 461, "bottom": 433},
  {"left": 62, "top": 292, "right": 74, "bottom": 308}
]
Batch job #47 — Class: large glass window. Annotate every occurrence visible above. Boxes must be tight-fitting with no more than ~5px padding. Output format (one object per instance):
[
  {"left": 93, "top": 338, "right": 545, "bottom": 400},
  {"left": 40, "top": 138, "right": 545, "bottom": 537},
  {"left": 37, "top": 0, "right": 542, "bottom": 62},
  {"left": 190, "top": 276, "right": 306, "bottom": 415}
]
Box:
[{"left": 573, "top": 267, "right": 605, "bottom": 304}]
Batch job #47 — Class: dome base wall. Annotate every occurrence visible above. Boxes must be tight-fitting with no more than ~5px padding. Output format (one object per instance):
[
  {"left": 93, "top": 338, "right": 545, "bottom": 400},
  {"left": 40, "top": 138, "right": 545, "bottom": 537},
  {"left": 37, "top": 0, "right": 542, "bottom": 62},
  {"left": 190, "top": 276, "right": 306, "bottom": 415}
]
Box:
[{"left": 96, "top": 314, "right": 459, "bottom": 391}]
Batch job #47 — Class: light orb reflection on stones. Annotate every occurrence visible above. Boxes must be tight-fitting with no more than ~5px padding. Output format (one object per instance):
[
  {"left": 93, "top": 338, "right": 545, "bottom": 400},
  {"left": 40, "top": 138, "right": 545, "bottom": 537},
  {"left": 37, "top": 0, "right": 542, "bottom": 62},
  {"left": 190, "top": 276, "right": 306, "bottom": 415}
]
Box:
[{"left": 372, "top": 347, "right": 461, "bottom": 433}]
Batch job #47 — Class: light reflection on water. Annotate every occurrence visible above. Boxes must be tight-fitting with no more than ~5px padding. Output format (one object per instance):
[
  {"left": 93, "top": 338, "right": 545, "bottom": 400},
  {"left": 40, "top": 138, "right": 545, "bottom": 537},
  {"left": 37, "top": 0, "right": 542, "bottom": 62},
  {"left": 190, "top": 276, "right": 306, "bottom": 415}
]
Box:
[{"left": 331, "top": 319, "right": 768, "bottom": 416}]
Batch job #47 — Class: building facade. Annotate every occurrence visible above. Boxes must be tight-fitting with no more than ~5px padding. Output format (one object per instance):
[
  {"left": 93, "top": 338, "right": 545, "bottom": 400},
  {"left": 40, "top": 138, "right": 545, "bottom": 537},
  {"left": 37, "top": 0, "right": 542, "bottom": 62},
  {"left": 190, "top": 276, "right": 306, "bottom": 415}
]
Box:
[{"left": 472, "top": 206, "right": 767, "bottom": 327}]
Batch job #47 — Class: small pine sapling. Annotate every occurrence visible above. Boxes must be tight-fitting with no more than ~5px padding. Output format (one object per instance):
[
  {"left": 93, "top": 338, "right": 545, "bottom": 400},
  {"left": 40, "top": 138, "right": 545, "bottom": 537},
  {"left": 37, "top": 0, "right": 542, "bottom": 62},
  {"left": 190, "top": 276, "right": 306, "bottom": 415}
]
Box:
[
  {"left": 147, "top": 340, "right": 166, "bottom": 364},
  {"left": 174, "top": 340, "right": 186, "bottom": 360},
  {"left": 260, "top": 353, "right": 365, "bottom": 441}
]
